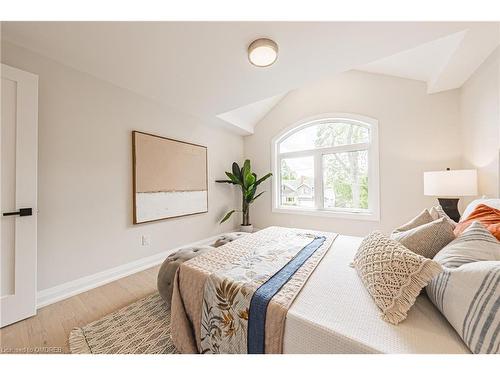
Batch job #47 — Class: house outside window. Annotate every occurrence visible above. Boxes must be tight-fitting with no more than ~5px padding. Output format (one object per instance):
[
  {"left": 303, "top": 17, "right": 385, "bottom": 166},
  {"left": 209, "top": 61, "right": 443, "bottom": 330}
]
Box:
[{"left": 271, "top": 113, "right": 380, "bottom": 221}]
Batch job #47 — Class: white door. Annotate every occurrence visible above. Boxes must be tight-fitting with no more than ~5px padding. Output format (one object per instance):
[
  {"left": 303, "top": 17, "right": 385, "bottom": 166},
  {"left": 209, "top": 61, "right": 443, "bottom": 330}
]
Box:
[{"left": 1, "top": 64, "right": 38, "bottom": 327}]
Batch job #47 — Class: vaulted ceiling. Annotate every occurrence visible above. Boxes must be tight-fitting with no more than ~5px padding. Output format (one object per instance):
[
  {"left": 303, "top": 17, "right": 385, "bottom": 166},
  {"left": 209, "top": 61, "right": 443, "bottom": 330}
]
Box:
[
  {"left": 2, "top": 22, "right": 498, "bottom": 134},
  {"left": 359, "top": 23, "right": 499, "bottom": 94}
]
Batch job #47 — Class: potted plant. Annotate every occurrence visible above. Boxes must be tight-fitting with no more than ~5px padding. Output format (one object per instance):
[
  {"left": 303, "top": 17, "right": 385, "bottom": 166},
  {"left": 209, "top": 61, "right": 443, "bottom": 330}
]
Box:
[{"left": 216, "top": 160, "right": 272, "bottom": 232}]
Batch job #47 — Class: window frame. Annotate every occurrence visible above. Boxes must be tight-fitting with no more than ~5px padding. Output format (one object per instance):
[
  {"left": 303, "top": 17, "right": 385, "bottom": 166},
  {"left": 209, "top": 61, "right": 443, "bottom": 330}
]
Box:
[{"left": 271, "top": 113, "right": 380, "bottom": 221}]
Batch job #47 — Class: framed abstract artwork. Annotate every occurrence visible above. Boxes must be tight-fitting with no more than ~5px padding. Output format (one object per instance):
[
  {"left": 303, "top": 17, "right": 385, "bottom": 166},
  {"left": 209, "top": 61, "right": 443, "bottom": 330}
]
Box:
[{"left": 132, "top": 131, "right": 208, "bottom": 224}]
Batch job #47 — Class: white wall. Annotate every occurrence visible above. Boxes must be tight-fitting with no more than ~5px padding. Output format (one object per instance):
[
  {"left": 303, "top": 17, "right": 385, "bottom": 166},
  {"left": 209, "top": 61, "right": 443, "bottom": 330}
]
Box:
[
  {"left": 1, "top": 41, "right": 244, "bottom": 291},
  {"left": 3, "top": 38, "right": 493, "bottom": 292},
  {"left": 244, "top": 70, "right": 463, "bottom": 236},
  {"left": 460, "top": 47, "right": 500, "bottom": 201}
]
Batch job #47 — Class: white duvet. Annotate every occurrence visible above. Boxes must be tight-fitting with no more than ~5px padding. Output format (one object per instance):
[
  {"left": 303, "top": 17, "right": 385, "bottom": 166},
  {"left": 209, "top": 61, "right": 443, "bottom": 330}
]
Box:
[{"left": 283, "top": 235, "right": 470, "bottom": 354}]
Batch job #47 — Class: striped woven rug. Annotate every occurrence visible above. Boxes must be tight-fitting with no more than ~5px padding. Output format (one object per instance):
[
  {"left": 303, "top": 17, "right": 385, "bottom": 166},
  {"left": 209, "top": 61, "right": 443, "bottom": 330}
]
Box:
[{"left": 69, "top": 293, "right": 177, "bottom": 354}]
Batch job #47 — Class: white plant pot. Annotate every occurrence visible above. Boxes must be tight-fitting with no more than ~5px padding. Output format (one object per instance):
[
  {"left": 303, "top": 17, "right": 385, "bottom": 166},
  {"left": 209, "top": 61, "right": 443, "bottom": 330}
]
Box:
[{"left": 240, "top": 224, "right": 253, "bottom": 233}]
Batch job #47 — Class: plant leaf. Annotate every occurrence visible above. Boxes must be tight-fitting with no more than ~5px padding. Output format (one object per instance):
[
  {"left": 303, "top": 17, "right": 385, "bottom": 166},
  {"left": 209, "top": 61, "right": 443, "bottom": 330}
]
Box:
[
  {"left": 250, "top": 191, "right": 265, "bottom": 203},
  {"left": 225, "top": 172, "right": 239, "bottom": 184},
  {"left": 244, "top": 172, "right": 256, "bottom": 188},
  {"left": 232, "top": 162, "right": 242, "bottom": 183},
  {"left": 215, "top": 179, "right": 237, "bottom": 184},
  {"left": 245, "top": 185, "right": 257, "bottom": 203},
  {"left": 220, "top": 210, "right": 236, "bottom": 224},
  {"left": 241, "top": 160, "right": 251, "bottom": 185},
  {"left": 254, "top": 172, "right": 272, "bottom": 186}
]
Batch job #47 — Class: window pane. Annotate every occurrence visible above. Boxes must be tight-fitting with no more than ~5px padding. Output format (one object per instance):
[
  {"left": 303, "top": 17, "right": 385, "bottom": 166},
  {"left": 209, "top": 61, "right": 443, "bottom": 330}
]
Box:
[
  {"left": 280, "top": 157, "right": 314, "bottom": 208},
  {"left": 279, "top": 122, "right": 369, "bottom": 153},
  {"left": 323, "top": 150, "right": 368, "bottom": 210}
]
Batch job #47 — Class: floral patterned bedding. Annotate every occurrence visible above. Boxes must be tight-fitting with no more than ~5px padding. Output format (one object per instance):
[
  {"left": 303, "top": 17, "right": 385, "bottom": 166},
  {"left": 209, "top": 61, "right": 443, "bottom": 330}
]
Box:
[{"left": 170, "top": 226, "right": 338, "bottom": 354}]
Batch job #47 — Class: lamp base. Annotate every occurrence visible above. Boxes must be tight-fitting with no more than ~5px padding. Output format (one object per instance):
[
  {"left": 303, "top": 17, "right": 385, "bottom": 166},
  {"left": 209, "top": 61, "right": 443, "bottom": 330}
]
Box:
[{"left": 437, "top": 198, "right": 460, "bottom": 222}]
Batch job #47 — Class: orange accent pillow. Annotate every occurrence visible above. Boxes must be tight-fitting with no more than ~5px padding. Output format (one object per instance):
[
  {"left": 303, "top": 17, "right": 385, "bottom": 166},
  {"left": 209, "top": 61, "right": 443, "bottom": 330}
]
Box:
[{"left": 455, "top": 204, "right": 500, "bottom": 240}]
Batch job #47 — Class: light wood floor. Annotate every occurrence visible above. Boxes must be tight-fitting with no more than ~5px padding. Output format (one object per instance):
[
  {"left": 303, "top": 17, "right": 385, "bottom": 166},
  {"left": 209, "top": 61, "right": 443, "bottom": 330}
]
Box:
[{"left": 0, "top": 265, "right": 160, "bottom": 354}]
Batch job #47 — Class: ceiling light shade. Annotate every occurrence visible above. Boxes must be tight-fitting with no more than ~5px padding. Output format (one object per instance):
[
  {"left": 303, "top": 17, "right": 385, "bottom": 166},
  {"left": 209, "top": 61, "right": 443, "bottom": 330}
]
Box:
[
  {"left": 248, "top": 38, "right": 278, "bottom": 67},
  {"left": 424, "top": 169, "right": 478, "bottom": 197}
]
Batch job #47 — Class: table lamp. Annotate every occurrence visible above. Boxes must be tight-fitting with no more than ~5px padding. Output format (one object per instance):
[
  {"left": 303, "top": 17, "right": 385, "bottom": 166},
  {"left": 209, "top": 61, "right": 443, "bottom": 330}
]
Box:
[{"left": 423, "top": 168, "right": 478, "bottom": 222}]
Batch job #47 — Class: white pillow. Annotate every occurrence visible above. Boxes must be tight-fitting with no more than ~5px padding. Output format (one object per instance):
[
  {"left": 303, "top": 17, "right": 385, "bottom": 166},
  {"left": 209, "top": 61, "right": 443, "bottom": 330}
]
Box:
[
  {"left": 461, "top": 198, "right": 500, "bottom": 222},
  {"left": 426, "top": 222, "right": 500, "bottom": 354}
]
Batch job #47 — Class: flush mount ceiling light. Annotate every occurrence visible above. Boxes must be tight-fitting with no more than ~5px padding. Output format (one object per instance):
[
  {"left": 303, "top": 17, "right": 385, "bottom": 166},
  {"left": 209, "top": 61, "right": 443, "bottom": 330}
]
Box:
[{"left": 248, "top": 38, "right": 278, "bottom": 67}]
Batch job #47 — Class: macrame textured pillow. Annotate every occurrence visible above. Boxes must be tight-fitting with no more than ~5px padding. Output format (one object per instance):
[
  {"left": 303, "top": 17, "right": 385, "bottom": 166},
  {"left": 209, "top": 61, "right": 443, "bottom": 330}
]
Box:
[
  {"left": 352, "top": 231, "right": 442, "bottom": 325},
  {"left": 390, "top": 217, "right": 455, "bottom": 259},
  {"left": 426, "top": 222, "right": 500, "bottom": 354}
]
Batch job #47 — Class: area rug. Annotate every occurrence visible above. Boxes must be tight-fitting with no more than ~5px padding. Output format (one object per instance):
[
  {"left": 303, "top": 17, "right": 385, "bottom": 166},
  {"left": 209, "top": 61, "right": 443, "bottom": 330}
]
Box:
[{"left": 69, "top": 293, "right": 177, "bottom": 354}]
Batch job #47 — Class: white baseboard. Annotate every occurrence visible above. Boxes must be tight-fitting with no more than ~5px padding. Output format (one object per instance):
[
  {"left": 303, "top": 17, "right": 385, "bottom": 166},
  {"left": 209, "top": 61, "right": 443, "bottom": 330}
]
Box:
[{"left": 36, "top": 233, "right": 227, "bottom": 309}]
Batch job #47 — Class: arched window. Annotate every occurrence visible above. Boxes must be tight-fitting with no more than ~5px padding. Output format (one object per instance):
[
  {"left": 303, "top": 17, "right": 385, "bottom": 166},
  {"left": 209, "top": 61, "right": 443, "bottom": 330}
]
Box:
[{"left": 272, "top": 114, "right": 379, "bottom": 220}]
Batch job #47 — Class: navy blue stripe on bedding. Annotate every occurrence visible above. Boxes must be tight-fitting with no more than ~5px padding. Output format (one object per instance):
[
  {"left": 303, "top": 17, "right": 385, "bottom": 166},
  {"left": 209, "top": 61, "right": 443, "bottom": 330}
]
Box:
[{"left": 247, "top": 236, "right": 327, "bottom": 354}]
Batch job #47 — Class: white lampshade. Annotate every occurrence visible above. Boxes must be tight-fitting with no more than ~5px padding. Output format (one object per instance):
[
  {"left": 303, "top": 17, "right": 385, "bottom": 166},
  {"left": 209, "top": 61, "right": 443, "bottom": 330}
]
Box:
[{"left": 424, "top": 169, "right": 478, "bottom": 197}]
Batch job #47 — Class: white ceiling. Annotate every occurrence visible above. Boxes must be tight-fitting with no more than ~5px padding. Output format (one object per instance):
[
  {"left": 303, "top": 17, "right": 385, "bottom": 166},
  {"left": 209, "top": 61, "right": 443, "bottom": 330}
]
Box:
[
  {"left": 217, "top": 93, "right": 286, "bottom": 133},
  {"left": 360, "top": 31, "right": 466, "bottom": 84},
  {"left": 360, "top": 23, "right": 499, "bottom": 94},
  {"left": 2, "top": 22, "right": 497, "bottom": 134}
]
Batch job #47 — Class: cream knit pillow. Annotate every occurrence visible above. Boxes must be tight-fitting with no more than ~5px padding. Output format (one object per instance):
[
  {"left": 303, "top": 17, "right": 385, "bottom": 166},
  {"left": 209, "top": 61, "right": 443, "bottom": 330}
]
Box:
[
  {"left": 390, "top": 217, "right": 456, "bottom": 259},
  {"left": 352, "top": 231, "right": 443, "bottom": 325},
  {"left": 430, "top": 205, "right": 457, "bottom": 227},
  {"left": 392, "top": 209, "right": 434, "bottom": 233}
]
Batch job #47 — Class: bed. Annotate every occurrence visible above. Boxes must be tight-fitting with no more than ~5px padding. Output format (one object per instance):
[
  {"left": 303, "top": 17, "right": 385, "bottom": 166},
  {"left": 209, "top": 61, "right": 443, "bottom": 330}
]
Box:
[
  {"left": 170, "top": 226, "right": 470, "bottom": 354},
  {"left": 283, "top": 235, "right": 469, "bottom": 353}
]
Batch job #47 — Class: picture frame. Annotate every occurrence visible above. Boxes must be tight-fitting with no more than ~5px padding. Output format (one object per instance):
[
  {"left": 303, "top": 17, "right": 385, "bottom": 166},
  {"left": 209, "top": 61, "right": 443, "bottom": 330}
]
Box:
[{"left": 132, "top": 131, "right": 208, "bottom": 224}]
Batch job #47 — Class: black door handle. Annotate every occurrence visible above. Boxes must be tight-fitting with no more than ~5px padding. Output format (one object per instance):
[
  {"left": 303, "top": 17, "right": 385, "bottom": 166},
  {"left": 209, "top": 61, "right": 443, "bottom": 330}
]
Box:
[{"left": 2, "top": 208, "right": 33, "bottom": 217}]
